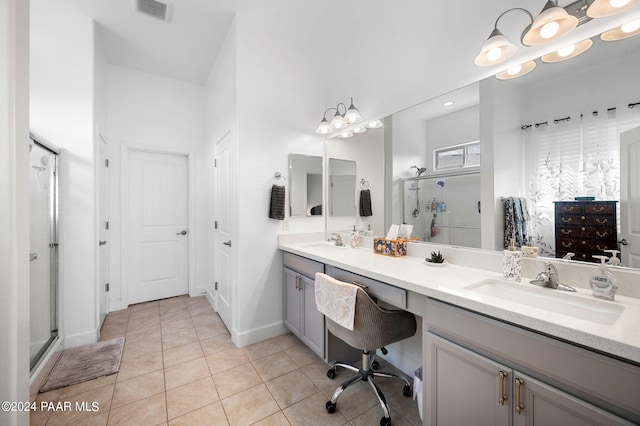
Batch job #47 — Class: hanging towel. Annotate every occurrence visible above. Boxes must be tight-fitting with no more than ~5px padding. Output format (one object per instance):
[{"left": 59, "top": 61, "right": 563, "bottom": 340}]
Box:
[
  {"left": 359, "top": 189, "right": 373, "bottom": 217},
  {"left": 269, "top": 184, "right": 286, "bottom": 220},
  {"left": 314, "top": 272, "right": 358, "bottom": 331},
  {"left": 504, "top": 197, "right": 529, "bottom": 248}
]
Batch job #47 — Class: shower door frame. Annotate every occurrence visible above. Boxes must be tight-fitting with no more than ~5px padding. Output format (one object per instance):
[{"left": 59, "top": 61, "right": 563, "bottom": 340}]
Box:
[{"left": 29, "top": 134, "right": 60, "bottom": 373}]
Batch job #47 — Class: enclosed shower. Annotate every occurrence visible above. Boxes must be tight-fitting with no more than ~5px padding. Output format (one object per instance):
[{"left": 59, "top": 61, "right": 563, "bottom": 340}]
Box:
[{"left": 29, "top": 138, "right": 59, "bottom": 372}]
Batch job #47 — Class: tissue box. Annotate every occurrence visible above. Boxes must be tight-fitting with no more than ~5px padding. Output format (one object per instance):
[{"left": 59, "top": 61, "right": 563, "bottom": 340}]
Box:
[{"left": 373, "top": 237, "right": 408, "bottom": 257}]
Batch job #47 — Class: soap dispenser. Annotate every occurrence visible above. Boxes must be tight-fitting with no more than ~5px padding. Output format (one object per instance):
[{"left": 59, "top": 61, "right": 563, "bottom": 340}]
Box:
[
  {"left": 503, "top": 239, "right": 522, "bottom": 282},
  {"left": 590, "top": 255, "right": 617, "bottom": 301},
  {"left": 350, "top": 225, "right": 359, "bottom": 249},
  {"left": 604, "top": 250, "right": 621, "bottom": 266}
]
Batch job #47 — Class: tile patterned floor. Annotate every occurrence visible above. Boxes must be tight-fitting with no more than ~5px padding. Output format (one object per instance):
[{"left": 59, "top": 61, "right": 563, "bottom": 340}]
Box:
[{"left": 31, "top": 295, "right": 421, "bottom": 425}]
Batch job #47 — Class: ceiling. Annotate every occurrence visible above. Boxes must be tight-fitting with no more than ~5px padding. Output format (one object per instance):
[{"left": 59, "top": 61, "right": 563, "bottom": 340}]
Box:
[{"left": 53, "top": 0, "right": 238, "bottom": 86}]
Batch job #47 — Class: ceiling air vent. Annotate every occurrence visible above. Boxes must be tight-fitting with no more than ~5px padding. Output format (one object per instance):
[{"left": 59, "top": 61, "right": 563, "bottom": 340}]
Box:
[{"left": 133, "top": 0, "right": 173, "bottom": 22}]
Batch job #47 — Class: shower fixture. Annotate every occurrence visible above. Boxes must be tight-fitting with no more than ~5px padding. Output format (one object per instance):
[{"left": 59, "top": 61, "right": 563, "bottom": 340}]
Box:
[{"left": 411, "top": 165, "right": 427, "bottom": 177}]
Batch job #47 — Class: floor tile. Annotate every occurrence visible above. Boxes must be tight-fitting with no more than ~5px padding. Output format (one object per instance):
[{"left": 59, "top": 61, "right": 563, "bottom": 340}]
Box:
[
  {"left": 195, "top": 322, "right": 228, "bottom": 340},
  {"left": 121, "top": 335, "right": 163, "bottom": 361},
  {"left": 265, "top": 370, "right": 319, "bottom": 409},
  {"left": 166, "top": 376, "right": 219, "bottom": 420},
  {"left": 199, "top": 334, "right": 235, "bottom": 356},
  {"left": 282, "top": 393, "right": 348, "bottom": 426},
  {"left": 191, "top": 311, "right": 221, "bottom": 328},
  {"left": 164, "top": 357, "right": 211, "bottom": 390},
  {"left": 243, "top": 338, "right": 284, "bottom": 361},
  {"left": 168, "top": 402, "right": 228, "bottom": 426},
  {"left": 251, "top": 411, "right": 291, "bottom": 426},
  {"left": 220, "top": 384, "right": 280, "bottom": 426},
  {"left": 162, "top": 328, "right": 199, "bottom": 350},
  {"left": 117, "top": 351, "right": 164, "bottom": 382},
  {"left": 205, "top": 348, "right": 250, "bottom": 375},
  {"left": 107, "top": 393, "right": 167, "bottom": 425},
  {"left": 111, "top": 370, "right": 165, "bottom": 408},
  {"left": 252, "top": 351, "right": 298, "bottom": 382},
  {"left": 212, "top": 364, "right": 262, "bottom": 399},
  {"left": 163, "top": 341, "right": 204, "bottom": 368},
  {"left": 45, "top": 383, "right": 114, "bottom": 426}
]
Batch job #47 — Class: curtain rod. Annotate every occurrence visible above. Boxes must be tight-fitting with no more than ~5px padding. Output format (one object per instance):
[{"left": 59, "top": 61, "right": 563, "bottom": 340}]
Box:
[{"left": 521, "top": 101, "right": 639, "bottom": 130}]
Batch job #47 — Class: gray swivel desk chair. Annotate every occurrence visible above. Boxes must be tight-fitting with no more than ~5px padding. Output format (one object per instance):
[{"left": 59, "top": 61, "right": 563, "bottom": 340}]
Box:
[{"left": 315, "top": 272, "right": 417, "bottom": 426}]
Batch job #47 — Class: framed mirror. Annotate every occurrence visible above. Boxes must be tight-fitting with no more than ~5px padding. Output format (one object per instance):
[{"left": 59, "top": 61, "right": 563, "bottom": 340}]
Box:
[
  {"left": 328, "top": 158, "right": 357, "bottom": 217},
  {"left": 384, "top": 34, "right": 640, "bottom": 268},
  {"left": 289, "top": 154, "right": 323, "bottom": 217}
]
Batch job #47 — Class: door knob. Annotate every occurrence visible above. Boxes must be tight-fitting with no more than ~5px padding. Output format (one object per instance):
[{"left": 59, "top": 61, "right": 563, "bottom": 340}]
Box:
[
  {"left": 619, "top": 239, "right": 629, "bottom": 246},
  {"left": 223, "top": 240, "right": 232, "bottom": 247},
  {"left": 99, "top": 240, "right": 107, "bottom": 246},
  {"left": 177, "top": 230, "right": 187, "bottom": 236}
]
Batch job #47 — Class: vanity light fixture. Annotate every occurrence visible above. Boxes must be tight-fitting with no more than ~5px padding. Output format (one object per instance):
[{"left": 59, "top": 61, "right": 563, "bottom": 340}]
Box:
[
  {"left": 495, "top": 60, "right": 537, "bottom": 80},
  {"left": 601, "top": 18, "right": 640, "bottom": 40},
  {"left": 315, "top": 97, "right": 362, "bottom": 135},
  {"left": 337, "top": 130, "right": 354, "bottom": 139},
  {"left": 522, "top": 1, "right": 579, "bottom": 46},
  {"left": 367, "top": 120, "right": 383, "bottom": 129},
  {"left": 587, "top": 0, "right": 639, "bottom": 18},
  {"left": 541, "top": 38, "right": 593, "bottom": 62},
  {"left": 475, "top": 1, "right": 579, "bottom": 67}
]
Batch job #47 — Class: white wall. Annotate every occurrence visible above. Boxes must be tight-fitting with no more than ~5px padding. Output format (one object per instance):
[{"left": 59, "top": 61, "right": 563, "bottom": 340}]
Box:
[
  {"left": 105, "top": 65, "right": 206, "bottom": 309},
  {"left": 225, "top": 4, "right": 326, "bottom": 346},
  {"left": 30, "top": 3, "right": 98, "bottom": 348},
  {"left": 0, "top": 0, "right": 31, "bottom": 422}
]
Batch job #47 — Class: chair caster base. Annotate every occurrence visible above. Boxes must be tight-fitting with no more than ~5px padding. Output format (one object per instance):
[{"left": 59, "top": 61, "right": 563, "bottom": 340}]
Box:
[
  {"left": 403, "top": 384, "right": 411, "bottom": 397},
  {"left": 326, "top": 401, "right": 337, "bottom": 414},
  {"left": 380, "top": 416, "right": 391, "bottom": 426},
  {"left": 327, "top": 368, "right": 336, "bottom": 379}
]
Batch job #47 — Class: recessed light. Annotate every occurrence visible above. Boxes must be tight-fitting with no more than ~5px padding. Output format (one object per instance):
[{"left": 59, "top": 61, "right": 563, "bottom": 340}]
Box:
[{"left": 443, "top": 101, "right": 454, "bottom": 107}]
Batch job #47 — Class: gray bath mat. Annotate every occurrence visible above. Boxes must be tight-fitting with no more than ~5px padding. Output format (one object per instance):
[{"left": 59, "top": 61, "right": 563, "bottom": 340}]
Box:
[{"left": 40, "top": 337, "right": 124, "bottom": 393}]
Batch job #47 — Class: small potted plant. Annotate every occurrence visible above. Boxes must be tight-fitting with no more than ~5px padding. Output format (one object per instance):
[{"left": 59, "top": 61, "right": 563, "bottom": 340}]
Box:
[{"left": 426, "top": 251, "right": 446, "bottom": 265}]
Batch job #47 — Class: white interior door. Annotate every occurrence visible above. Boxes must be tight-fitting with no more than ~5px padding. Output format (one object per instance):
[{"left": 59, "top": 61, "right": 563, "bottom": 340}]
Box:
[
  {"left": 215, "top": 132, "right": 233, "bottom": 330},
  {"left": 127, "top": 150, "right": 189, "bottom": 304},
  {"left": 620, "top": 126, "right": 640, "bottom": 268},
  {"left": 98, "top": 132, "right": 109, "bottom": 327}
]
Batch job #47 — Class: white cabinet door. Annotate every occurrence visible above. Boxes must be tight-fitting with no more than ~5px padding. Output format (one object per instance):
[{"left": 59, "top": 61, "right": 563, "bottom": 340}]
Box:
[
  {"left": 620, "top": 125, "right": 640, "bottom": 268},
  {"left": 514, "top": 372, "right": 632, "bottom": 426},
  {"left": 301, "top": 274, "right": 324, "bottom": 357},
  {"left": 425, "top": 332, "right": 511, "bottom": 426},
  {"left": 283, "top": 267, "right": 302, "bottom": 336}
]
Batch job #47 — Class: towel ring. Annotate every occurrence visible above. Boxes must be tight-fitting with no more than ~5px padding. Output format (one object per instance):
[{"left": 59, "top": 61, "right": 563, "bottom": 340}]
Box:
[
  {"left": 360, "top": 178, "right": 370, "bottom": 190},
  {"left": 273, "top": 172, "right": 287, "bottom": 183}
]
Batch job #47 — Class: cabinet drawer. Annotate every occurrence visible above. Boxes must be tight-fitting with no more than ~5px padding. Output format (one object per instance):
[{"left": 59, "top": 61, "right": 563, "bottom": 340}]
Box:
[
  {"left": 325, "top": 265, "right": 407, "bottom": 309},
  {"left": 584, "top": 203, "right": 616, "bottom": 215},
  {"left": 557, "top": 238, "right": 617, "bottom": 252},
  {"left": 283, "top": 252, "right": 324, "bottom": 278},
  {"left": 558, "top": 226, "right": 615, "bottom": 240}
]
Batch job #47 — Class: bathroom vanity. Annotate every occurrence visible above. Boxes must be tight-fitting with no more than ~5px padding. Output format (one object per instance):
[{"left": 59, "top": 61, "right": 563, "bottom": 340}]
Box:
[{"left": 279, "top": 235, "right": 640, "bottom": 425}]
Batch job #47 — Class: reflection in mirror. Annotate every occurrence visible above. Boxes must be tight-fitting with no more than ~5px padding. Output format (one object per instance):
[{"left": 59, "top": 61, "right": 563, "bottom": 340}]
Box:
[
  {"left": 328, "top": 158, "right": 357, "bottom": 216},
  {"left": 386, "top": 33, "right": 640, "bottom": 269},
  {"left": 289, "top": 154, "right": 323, "bottom": 217},
  {"left": 403, "top": 173, "right": 481, "bottom": 246}
]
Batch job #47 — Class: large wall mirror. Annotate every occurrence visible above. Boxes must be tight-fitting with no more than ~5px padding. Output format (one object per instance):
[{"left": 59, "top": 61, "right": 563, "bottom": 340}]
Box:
[
  {"left": 289, "top": 154, "right": 323, "bottom": 217},
  {"left": 328, "top": 158, "right": 357, "bottom": 217},
  {"left": 385, "top": 33, "right": 640, "bottom": 268}
]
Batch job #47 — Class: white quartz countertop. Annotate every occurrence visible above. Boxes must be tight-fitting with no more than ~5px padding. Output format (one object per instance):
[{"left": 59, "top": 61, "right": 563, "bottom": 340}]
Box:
[{"left": 278, "top": 239, "right": 640, "bottom": 364}]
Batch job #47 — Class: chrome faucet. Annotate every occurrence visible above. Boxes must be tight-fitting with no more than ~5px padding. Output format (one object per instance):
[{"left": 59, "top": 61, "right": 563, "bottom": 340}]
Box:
[
  {"left": 531, "top": 262, "right": 576, "bottom": 292},
  {"left": 328, "top": 233, "right": 345, "bottom": 246}
]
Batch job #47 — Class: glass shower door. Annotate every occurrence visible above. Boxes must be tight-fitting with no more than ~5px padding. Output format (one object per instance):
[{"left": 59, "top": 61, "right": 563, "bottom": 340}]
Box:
[{"left": 29, "top": 140, "right": 58, "bottom": 371}]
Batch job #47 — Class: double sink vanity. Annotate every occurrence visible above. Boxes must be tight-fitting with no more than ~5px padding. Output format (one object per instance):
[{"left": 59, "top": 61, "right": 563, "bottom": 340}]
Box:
[{"left": 279, "top": 233, "right": 640, "bottom": 425}]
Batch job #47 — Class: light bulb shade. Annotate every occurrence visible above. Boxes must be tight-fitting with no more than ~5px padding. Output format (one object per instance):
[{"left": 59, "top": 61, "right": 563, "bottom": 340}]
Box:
[
  {"left": 345, "top": 101, "right": 362, "bottom": 124},
  {"left": 495, "top": 60, "right": 537, "bottom": 80},
  {"left": 541, "top": 39, "right": 593, "bottom": 63},
  {"left": 315, "top": 117, "right": 331, "bottom": 134},
  {"left": 521, "top": 1, "right": 578, "bottom": 46},
  {"left": 352, "top": 126, "right": 367, "bottom": 134},
  {"left": 330, "top": 111, "right": 347, "bottom": 130},
  {"left": 367, "top": 120, "right": 383, "bottom": 129},
  {"left": 338, "top": 131, "right": 354, "bottom": 139},
  {"left": 601, "top": 19, "right": 640, "bottom": 41},
  {"left": 474, "top": 28, "right": 517, "bottom": 66},
  {"left": 587, "top": 0, "right": 638, "bottom": 18}
]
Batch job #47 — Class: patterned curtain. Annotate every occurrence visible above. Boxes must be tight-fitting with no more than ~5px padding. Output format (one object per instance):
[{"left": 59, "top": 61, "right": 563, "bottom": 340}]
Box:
[{"left": 524, "top": 104, "right": 640, "bottom": 257}]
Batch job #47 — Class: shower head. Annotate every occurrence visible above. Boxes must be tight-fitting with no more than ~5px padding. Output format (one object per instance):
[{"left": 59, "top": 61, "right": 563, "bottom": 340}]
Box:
[{"left": 411, "top": 165, "right": 427, "bottom": 176}]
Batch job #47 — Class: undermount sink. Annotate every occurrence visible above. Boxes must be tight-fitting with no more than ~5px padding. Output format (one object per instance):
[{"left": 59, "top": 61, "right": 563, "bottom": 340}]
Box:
[
  {"left": 464, "top": 279, "right": 625, "bottom": 325},
  {"left": 298, "top": 241, "right": 349, "bottom": 249}
]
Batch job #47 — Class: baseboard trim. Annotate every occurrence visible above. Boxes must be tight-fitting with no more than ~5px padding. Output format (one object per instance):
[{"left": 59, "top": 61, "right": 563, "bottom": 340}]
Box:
[
  {"left": 232, "top": 321, "right": 288, "bottom": 348},
  {"left": 62, "top": 329, "right": 99, "bottom": 349}
]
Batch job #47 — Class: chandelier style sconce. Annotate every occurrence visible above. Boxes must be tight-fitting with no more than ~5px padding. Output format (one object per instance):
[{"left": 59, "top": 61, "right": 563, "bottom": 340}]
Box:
[
  {"left": 477, "top": 0, "right": 640, "bottom": 80},
  {"left": 315, "top": 98, "right": 363, "bottom": 136}
]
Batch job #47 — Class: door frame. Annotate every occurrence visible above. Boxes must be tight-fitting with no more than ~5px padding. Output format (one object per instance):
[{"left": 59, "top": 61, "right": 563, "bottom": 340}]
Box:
[
  {"left": 120, "top": 144, "right": 196, "bottom": 308},
  {"left": 96, "top": 128, "right": 109, "bottom": 329}
]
